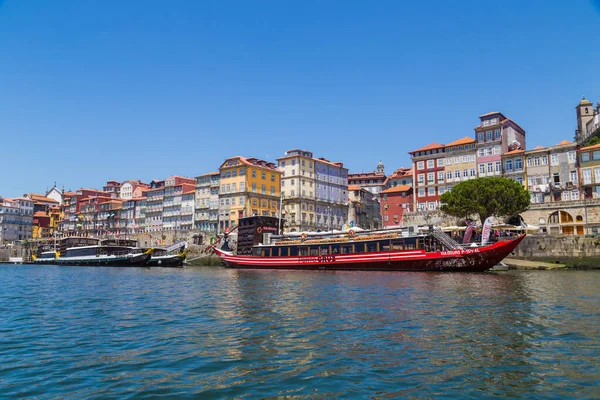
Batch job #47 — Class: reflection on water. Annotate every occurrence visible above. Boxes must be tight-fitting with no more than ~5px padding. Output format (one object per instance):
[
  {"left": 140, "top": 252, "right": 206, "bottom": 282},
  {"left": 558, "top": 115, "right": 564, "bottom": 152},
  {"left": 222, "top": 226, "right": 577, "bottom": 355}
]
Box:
[{"left": 0, "top": 266, "right": 599, "bottom": 398}]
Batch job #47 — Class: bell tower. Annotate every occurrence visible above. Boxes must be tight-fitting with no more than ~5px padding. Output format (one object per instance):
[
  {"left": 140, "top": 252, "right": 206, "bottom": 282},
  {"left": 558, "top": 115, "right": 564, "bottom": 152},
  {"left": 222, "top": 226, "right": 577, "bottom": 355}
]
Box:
[
  {"left": 576, "top": 96, "right": 594, "bottom": 140},
  {"left": 376, "top": 160, "right": 384, "bottom": 175}
]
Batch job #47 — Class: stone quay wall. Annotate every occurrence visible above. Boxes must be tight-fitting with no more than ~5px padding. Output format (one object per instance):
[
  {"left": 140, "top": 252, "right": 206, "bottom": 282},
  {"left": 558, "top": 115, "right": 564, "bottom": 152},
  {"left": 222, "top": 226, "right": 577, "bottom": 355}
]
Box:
[{"left": 511, "top": 235, "right": 600, "bottom": 267}]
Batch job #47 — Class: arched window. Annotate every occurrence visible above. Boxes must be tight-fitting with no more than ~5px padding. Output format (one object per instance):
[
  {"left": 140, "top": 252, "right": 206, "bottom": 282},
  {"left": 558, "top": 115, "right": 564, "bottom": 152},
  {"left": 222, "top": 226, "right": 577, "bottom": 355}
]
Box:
[
  {"left": 548, "top": 211, "right": 559, "bottom": 224},
  {"left": 576, "top": 215, "right": 583, "bottom": 222},
  {"left": 560, "top": 211, "right": 574, "bottom": 223}
]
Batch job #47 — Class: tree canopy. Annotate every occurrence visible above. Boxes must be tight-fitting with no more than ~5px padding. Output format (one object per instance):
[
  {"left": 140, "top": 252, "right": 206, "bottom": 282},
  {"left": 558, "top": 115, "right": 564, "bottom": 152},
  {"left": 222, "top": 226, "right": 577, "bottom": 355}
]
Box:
[{"left": 440, "top": 177, "right": 530, "bottom": 225}]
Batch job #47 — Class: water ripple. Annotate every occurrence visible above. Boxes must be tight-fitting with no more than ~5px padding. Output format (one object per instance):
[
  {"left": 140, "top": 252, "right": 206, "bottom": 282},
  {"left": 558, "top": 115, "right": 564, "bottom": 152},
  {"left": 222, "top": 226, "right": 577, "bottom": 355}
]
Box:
[{"left": 0, "top": 266, "right": 599, "bottom": 398}]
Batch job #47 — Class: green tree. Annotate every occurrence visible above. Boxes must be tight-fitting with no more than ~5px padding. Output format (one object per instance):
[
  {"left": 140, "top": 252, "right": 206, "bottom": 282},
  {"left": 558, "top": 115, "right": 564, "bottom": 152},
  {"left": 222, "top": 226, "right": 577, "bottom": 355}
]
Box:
[
  {"left": 440, "top": 177, "right": 530, "bottom": 225},
  {"left": 585, "top": 135, "right": 600, "bottom": 146}
]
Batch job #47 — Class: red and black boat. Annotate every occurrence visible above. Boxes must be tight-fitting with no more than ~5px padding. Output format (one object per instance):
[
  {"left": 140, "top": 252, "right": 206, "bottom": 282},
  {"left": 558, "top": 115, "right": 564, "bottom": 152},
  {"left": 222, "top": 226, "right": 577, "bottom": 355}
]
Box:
[{"left": 211, "top": 216, "right": 525, "bottom": 272}]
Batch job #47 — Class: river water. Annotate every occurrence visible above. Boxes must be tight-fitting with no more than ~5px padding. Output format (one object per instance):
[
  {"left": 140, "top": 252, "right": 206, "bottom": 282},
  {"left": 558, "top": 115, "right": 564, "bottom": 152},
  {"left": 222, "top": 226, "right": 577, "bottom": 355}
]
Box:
[{"left": 1, "top": 265, "right": 599, "bottom": 399}]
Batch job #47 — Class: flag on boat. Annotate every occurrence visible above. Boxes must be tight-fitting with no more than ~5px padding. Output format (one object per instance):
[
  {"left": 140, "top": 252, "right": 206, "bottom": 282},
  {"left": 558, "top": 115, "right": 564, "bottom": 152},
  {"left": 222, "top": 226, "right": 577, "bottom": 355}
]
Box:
[
  {"left": 463, "top": 220, "right": 476, "bottom": 244},
  {"left": 481, "top": 217, "right": 493, "bottom": 245}
]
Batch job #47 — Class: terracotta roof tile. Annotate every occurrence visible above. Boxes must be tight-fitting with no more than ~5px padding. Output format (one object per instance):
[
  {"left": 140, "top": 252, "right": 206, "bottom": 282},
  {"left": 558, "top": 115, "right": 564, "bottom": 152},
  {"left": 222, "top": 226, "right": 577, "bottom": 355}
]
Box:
[
  {"left": 409, "top": 142, "right": 445, "bottom": 153},
  {"left": 580, "top": 143, "right": 600, "bottom": 151},
  {"left": 381, "top": 185, "right": 412, "bottom": 194},
  {"left": 445, "top": 136, "right": 476, "bottom": 147},
  {"left": 504, "top": 149, "right": 525, "bottom": 155}
]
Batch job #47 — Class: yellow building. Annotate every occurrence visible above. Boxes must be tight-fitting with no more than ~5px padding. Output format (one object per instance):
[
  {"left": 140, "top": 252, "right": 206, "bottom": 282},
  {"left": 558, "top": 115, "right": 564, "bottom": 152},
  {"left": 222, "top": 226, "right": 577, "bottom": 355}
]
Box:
[
  {"left": 218, "top": 156, "right": 281, "bottom": 232},
  {"left": 443, "top": 137, "right": 478, "bottom": 190}
]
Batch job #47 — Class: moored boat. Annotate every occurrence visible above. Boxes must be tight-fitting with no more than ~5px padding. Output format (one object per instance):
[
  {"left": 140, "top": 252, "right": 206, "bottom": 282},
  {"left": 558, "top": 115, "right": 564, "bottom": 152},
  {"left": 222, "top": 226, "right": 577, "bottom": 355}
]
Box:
[
  {"left": 211, "top": 216, "right": 525, "bottom": 272},
  {"left": 55, "top": 237, "right": 153, "bottom": 266},
  {"left": 145, "top": 241, "right": 188, "bottom": 267}
]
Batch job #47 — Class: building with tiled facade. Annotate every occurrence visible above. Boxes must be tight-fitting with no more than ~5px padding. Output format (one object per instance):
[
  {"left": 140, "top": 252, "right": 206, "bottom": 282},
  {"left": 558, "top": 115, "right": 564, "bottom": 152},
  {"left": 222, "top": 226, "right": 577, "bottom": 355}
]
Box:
[
  {"left": 443, "top": 137, "right": 477, "bottom": 190},
  {"left": 380, "top": 185, "right": 413, "bottom": 227},
  {"left": 348, "top": 185, "right": 380, "bottom": 230},
  {"left": 385, "top": 167, "right": 412, "bottom": 188},
  {"left": 409, "top": 142, "right": 446, "bottom": 211},
  {"left": 162, "top": 176, "right": 196, "bottom": 231},
  {"left": 218, "top": 156, "right": 281, "bottom": 232},
  {"left": 348, "top": 161, "right": 387, "bottom": 197},
  {"left": 475, "top": 112, "right": 526, "bottom": 179},
  {"left": 0, "top": 197, "right": 33, "bottom": 243},
  {"left": 194, "top": 172, "right": 219, "bottom": 232}
]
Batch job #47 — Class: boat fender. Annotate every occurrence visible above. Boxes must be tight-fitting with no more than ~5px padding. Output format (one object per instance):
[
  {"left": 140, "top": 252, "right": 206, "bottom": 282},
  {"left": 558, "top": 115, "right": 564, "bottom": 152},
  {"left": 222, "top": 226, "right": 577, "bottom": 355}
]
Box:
[
  {"left": 348, "top": 229, "right": 355, "bottom": 238},
  {"left": 301, "top": 233, "right": 307, "bottom": 242}
]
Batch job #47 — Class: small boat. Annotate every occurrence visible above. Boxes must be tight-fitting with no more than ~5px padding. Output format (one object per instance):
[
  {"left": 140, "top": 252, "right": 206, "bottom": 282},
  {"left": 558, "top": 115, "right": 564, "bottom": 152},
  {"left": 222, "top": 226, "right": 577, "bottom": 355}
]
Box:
[
  {"left": 55, "top": 237, "right": 153, "bottom": 266},
  {"left": 32, "top": 244, "right": 59, "bottom": 264},
  {"left": 32, "top": 251, "right": 58, "bottom": 264},
  {"left": 211, "top": 216, "right": 525, "bottom": 272},
  {"left": 145, "top": 241, "right": 188, "bottom": 267}
]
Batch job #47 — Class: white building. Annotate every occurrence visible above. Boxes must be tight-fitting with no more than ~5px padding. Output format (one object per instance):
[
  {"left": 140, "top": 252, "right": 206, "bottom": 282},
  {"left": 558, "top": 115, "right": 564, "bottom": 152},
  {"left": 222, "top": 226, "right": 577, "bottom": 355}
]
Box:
[{"left": 0, "top": 197, "right": 34, "bottom": 243}]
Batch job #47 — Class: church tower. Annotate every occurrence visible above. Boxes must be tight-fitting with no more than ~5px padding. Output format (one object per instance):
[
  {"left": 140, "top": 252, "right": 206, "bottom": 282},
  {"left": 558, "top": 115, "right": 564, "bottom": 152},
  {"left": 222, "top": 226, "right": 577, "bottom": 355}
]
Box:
[
  {"left": 576, "top": 96, "right": 594, "bottom": 141},
  {"left": 376, "top": 160, "right": 384, "bottom": 175}
]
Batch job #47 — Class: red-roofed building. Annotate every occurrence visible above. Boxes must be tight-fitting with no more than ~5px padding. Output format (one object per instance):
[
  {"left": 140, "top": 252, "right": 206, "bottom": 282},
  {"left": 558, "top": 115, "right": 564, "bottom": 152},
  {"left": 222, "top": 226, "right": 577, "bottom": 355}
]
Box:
[
  {"left": 444, "top": 137, "right": 478, "bottom": 193},
  {"left": 385, "top": 167, "right": 413, "bottom": 188},
  {"left": 475, "top": 111, "right": 526, "bottom": 178},
  {"left": 409, "top": 142, "right": 445, "bottom": 211},
  {"left": 380, "top": 185, "right": 413, "bottom": 227}
]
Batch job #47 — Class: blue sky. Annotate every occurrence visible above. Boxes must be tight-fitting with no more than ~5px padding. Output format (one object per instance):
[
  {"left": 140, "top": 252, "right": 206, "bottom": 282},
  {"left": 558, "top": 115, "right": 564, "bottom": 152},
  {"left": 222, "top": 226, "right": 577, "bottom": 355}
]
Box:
[{"left": 1, "top": 0, "right": 599, "bottom": 197}]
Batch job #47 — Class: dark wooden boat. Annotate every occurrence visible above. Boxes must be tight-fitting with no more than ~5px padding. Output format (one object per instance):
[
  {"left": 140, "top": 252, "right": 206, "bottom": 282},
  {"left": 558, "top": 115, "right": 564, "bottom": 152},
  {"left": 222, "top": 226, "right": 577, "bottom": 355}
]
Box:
[
  {"left": 55, "top": 237, "right": 153, "bottom": 266},
  {"left": 145, "top": 242, "right": 188, "bottom": 267},
  {"left": 211, "top": 216, "right": 524, "bottom": 272}
]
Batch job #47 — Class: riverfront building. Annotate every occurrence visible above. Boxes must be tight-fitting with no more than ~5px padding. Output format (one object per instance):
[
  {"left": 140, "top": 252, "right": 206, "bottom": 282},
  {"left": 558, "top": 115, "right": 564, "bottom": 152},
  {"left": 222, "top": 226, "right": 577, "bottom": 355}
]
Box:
[
  {"left": 443, "top": 137, "right": 477, "bottom": 191},
  {"left": 385, "top": 167, "right": 412, "bottom": 188},
  {"left": 347, "top": 161, "right": 387, "bottom": 197},
  {"left": 194, "top": 172, "right": 219, "bottom": 233},
  {"left": 380, "top": 185, "right": 413, "bottom": 227},
  {"left": 162, "top": 176, "right": 196, "bottom": 231},
  {"left": 119, "top": 180, "right": 150, "bottom": 200},
  {"left": 277, "top": 150, "right": 348, "bottom": 232},
  {"left": 348, "top": 185, "right": 381, "bottom": 230},
  {"left": 409, "top": 142, "right": 446, "bottom": 211},
  {"left": 218, "top": 156, "right": 281, "bottom": 232},
  {"left": 0, "top": 197, "right": 34, "bottom": 243},
  {"left": 475, "top": 112, "right": 526, "bottom": 179}
]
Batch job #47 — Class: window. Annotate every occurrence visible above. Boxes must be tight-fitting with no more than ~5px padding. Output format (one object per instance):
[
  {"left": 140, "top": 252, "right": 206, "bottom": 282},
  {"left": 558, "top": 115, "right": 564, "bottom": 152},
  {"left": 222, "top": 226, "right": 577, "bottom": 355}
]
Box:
[
  {"left": 478, "top": 132, "right": 484, "bottom": 141},
  {"left": 568, "top": 151, "right": 576, "bottom": 163},
  {"left": 561, "top": 191, "right": 569, "bottom": 201},
  {"left": 505, "top": 159, "right": 513, "bottom": 171},
  {"left": 428, "top": 187, "right": 435, "bottom": 196},
  {"left": 478, "top": 148, "right": 485, "bottom": 157},
  {"left": 455, "top": 170, "right": 460, "bottom": 178},
  {"left": 463, "top": 169, "right": 469, "bottom": 177},
  {"left": 271, "top": 174, "right": 276, "bottom": 182},
  {"left": 583, "top": 169, "right": 591, "bottom": 185},
  {"left": 427, "top": 160, "right": 434, "bottom": 168},
  {"left": 470, "top": 168, "right": 476, "bottom": 177},
  {"left": 251, "top": 169, "right": 256, "bottom": 178},
  {"left": 571, "top": 190, "right": 579, "bottom": 201},
  {"left": 446, "top": 172, "right": 452, "bottom": 181},
  {"left": 417, "top": 174, "right": 425, "bottom": 185},
  {"left": 495, "top": 161, "right": 501, "bottom": 172},
  {"left": 487, "top": 163, "right": 493, "bottom": 173},
  {"left": 439, "top": 186, "right": 446, "bottom": 195},
  {"left": 437, "top": 158, "right": 444, "bottom": 167},
  {"left": 495, "top": 129, "right": 501, "bottom": 139},
  {"left": 479, "top": 164, "right": 485, "bottom": 175},
  {"left": 252, "top": 183, "right": 256, "bottom": 192},
  {"left": 427, "top": 172, "right": 434, "bottom": 183},
  {"left": 515, "top": 158, "right": 523, "bottom": 170},
  {"left": 437, "top": 171, "right": 444, "bottom": 183},
  {"left": 486, "top": 131, "right": 492, "bottom": 140},
  {"left": 417, "top": 161, "right": 424, "bottom": 170},
  {"left": 542, "top": 155, "right": 548, "bottom": 165},
  {"left": 582, "top": 153, "right": 590, "bottom": 162},
  {"left": 571, "top": 170, "right": 579, "bottom": 184},
  {"left": 594, "top": 151, "right": 600, "bottom": 161},
  {"left": 418, "top": 188, "right": 425, "bottom": 197},
  {"left": 551, "top": 154, "right": 559, "bottom": 166}
]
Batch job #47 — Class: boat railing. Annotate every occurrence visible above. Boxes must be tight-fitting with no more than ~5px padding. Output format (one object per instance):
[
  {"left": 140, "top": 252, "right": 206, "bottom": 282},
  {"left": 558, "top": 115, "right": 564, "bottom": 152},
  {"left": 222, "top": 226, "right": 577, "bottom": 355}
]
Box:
[{"left": 431, "top": 227, "right": 462, "bottom": 250}]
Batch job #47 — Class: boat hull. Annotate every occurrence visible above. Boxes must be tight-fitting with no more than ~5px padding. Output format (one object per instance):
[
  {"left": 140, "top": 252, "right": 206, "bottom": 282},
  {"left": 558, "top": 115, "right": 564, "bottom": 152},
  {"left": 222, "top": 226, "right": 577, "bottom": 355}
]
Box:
[
  {"left": 214, "top": 236, "right": 525, "bottom": 272},
  {"left": 56, "top": 252, "right": 151, "bottom": 267},
  {"left": 146, "top": 254, "right": 186, "bottom": 267}
]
